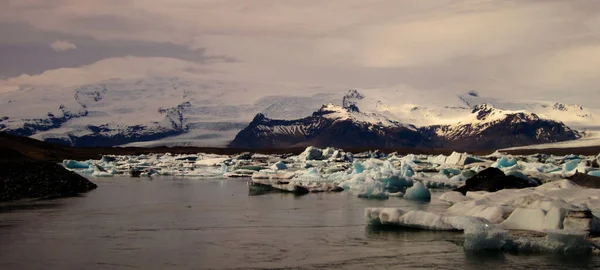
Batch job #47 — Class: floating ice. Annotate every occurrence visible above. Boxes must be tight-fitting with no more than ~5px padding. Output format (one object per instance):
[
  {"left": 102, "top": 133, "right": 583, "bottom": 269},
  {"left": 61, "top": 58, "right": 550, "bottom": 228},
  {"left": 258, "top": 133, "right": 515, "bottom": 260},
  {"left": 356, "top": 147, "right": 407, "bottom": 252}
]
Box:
[
  {"left": 396, "top": 211, "right": 455, "bottom": 230},
  {"left": 357, "top": 177, "right": 388, "bottom": 199},
  {"left": 297, "top": 146, "right": 323, "bottom": 161},
  {"left": 400, "top": 160, "right": 415, "bottom": 178},
  {"left": 366, "top": 208, "right": 490, "bottom": 231},
  {"left": 271, "top": 161, "right": 288, "bottom": 170},
  {"left": 196, "top": 157, "right": 231, "bottom": 166},
  {"left": 492, "top": 156, "right": 517, "bottom": 169},
  {"left": 447, "top": 202, "right": 505, "bottom": 224},
  {"left": 439, "top": 191, "right": 470, "bottom": 204},
  {"left": 403, "top": 181, "right": 431, "bottom": 201},
  {"left": 463, "top": 224, "right": 509, "bottom": 251},
  {"left": 388, "top": 191, "right": 404, "bottom": 197},
  {"left": 501, "top": 208, "right": 547, "bottom": 231},
  {"left": 445, "top": 152, "right": 481, "bottom": 166},
  {"left": 63, "top": 160, "right": 90, "bottom": 169},
  {"left": 588, "top": 170, "right": 600, "bottom": 177}
]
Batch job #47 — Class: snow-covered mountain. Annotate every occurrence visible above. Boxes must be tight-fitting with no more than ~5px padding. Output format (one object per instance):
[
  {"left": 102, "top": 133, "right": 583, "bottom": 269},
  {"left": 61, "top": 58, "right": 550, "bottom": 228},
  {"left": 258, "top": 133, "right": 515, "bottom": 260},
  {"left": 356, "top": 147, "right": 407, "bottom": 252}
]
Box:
[
  {"left": 420, "top": 103, "right": 579, "bottom": 149},
  {"left": 0, "top": 77, "right": 340, "bottom": 147},
  {"left": 455, "top": 91, "right": 598, "bottom": 129},
  {"left": 228, "top": 103, "right": 427, "bottom": 149},
  {"left": 0, "top": 79, "right": 594, "bottom": 149},
  {"left": 230, "top": 90, "right": 580, "bottom": 150}
]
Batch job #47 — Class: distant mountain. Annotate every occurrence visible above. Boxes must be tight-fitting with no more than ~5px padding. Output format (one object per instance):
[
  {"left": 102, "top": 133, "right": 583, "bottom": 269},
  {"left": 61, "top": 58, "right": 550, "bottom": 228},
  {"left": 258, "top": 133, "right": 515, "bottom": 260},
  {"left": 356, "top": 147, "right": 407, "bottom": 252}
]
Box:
[
  {"left": 420, "top": 104, "right": 579, "bottom": 149},
  {"left": 0, "top": 77, "right": 339, "bottom": 147},
  {"left": 229, "top": 104, "right": 428, "bottom": 149},
  {"left": 230, "top": 92, "right": 580, "bottom": 150},
  {"left": 0, "top": 78, "right": 592, "bottom": 148}
]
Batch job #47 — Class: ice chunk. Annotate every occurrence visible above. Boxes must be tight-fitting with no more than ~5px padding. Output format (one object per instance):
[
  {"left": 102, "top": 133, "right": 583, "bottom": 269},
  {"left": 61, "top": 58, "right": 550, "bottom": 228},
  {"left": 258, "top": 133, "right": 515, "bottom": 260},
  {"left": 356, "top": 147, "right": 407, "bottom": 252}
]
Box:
[
  {"left": 439, "top": 191, "right": 470, "bottom": 204},
  {"left": 271, "top": 161, "right": 288, "bottom": 170},
  {"left": 380, "top": 176, "right": 413, "bottom": 190},
  {"left": 352, "top": 161, "right": 365, "bottom": 174},
  {"left": 445, "top": 152, "right": 481, "bottom": 166},
  {"left": 397, "top": 211, "right": 456, "bottom": 230},
  {"left": 298, "top": 146, "right": 323, "bottom": 161},
  {"left": 446, "top": 201, "right": 505, "bottom": 224},
  {"left": 543, "top": 207, "right": 567, "bottom": 230},
  {"left": 403, "top": 181, "right": 431, "bottom": 201},
  {"left": 463, "top": 224, "right": 509, "bottom": 251},
  {"left": 387, "top": 191, "right": 404, "bottom": 197},
  {"left": 536, "top": 163, "right": 561, "bottom": 173},
  {"left": 357, "top": 177, "right": 388, "bottom": 199},
  {"left": 562, "top": 159, "right": 582, "bottom": 175},
  {"left": 492, "top": 156, "right": 517, "bottom": 169},
  {"left": 196, "top": 157, "right": 231, "bottom": 166},
  {"left": 92, "top": 170, "right": 114, "bottom": 177},
  {"left": 511, "top": 230, "right": 592, "bottom": 254},
  {"left": 442, "top": 215, "right": 491, "bottom": 231},
  {"left": 428, "top": 154, "right": 447, "bottom": 165},
  {"left": 252, "top": 170, "right": 295, "bottom": 180},
  {"left": 365, "top": 208, "right": 407, "bottom": 225},
  {"left": 501, "top": 208, "right": 546, "bottom": 231},
  {"left": 588, "top": 170, "right": 600, "bottom": 177},
  {"left": 63, "top": 160, "right": 90, "bottom": 169},
  {"left": 366, "top": 208, "right": 491, "bottom": 231},
  {"left": 400, "top": 160, "right": 415, "bottom": 178},
  {"left": 440, "top": 168, "right": 461, "bottom": 177}
]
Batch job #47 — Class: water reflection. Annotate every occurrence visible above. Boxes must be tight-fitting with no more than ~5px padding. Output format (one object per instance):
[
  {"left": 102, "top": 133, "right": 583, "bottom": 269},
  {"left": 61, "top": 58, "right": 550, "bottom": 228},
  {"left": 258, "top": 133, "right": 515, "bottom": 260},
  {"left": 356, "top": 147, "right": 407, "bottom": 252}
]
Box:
[
  {"left": 0, "top": 201, "right": 66, "bottom": 213},
  {"left": 365, "top": 224, "right": 462, "bottom": 243},
  {"left": 463, "top": 250, "right": 507, "bottom": 265}
]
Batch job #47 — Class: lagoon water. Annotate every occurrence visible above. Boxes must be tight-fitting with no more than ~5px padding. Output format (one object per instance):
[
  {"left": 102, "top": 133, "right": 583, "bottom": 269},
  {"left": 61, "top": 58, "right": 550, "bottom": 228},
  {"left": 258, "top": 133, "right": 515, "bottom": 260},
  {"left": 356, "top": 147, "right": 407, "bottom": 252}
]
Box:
[{"left": 0, "top": 177, "right": 598, "bottom": 269}]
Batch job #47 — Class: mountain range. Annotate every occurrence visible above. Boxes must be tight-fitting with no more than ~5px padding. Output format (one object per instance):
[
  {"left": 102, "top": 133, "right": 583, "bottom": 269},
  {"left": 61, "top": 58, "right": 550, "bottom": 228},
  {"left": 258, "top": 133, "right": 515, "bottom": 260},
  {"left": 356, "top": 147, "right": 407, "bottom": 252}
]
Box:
[
  {"left": 229, "top": 91, "right": 580, "bottom": 150},
  {"left": 0, "top": 77, "right": 597, "bottom": 150}
]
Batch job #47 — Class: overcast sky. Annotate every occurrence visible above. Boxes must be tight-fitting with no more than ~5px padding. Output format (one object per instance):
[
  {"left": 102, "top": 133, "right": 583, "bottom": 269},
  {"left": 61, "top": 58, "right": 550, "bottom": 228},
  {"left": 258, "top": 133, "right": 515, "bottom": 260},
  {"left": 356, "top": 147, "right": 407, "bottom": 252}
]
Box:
[{"left": 1, "top": 0, "right": 599, "bottom": 106}]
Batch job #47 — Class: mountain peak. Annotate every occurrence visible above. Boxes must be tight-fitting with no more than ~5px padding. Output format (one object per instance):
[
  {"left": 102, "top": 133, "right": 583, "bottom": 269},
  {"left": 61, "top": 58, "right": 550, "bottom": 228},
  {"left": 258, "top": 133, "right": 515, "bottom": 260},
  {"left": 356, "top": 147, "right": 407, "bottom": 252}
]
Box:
[
  {"left": 553, "top": 102, "right": 583, "bottom": 112},
  {"left": 252, "top": 113, "right": 267, "bottom": 122},
  {"left": 342, "top": 89, "right": 364, "bottom": 112},
  {"left": 471, "top": 103, "right": 496, "bottom": 120}
]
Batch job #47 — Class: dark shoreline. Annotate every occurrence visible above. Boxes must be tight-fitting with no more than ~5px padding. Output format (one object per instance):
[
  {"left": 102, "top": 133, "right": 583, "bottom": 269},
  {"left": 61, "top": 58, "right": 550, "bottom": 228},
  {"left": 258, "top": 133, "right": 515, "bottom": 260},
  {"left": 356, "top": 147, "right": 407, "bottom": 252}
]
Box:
[{"left": 1, "top": 132, "right": 599, "bottom": 163}]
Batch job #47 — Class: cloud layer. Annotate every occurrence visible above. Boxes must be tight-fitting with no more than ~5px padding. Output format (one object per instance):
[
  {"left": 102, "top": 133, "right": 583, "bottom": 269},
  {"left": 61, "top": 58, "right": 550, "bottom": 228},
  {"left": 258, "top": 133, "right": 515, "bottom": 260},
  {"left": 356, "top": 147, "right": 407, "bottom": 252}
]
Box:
[
  {"left": 50, "top": 40, "right": 77, "bottom": 52},
  {"left": 1, "top": 0, "right": 600, "bottom": 106}
]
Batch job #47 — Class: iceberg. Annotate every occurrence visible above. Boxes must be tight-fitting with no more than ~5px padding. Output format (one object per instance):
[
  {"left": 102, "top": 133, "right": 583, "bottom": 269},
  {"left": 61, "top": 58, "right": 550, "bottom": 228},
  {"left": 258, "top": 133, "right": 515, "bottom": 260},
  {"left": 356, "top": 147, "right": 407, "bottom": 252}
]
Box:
[
  {"left": 357, "top": 177, "right": 388, "bottom": 199},
  {"left": 492, "top": 156, "right": 517, "bottom": 169},
  {"left": 63, "top": 160, "right": 90, "bottom": 169},
  {"left": 365, "top": 208, "right": 490, "bottom": 231},
  {"left": 463, "top": 224, "right": 509, "bottom": 251},
  {"left": 271, "top": 161, "right": 288, "bottom": 170},
  {"left": 400, "top": 160, "right": 415, "bottom": 178},
  {"left": 297, "top": 146, "right": 323, "bottom": 161},
  {"left": 403, "top": 181, "right": 431, "bottom": 201}
]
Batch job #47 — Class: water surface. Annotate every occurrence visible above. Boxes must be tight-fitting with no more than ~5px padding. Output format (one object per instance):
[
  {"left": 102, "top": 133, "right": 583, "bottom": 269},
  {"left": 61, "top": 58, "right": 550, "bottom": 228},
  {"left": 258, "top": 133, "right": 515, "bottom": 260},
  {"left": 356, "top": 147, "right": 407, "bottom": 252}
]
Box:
[{"left": 0, "top": 177, "right": 598, "bottom": 269}]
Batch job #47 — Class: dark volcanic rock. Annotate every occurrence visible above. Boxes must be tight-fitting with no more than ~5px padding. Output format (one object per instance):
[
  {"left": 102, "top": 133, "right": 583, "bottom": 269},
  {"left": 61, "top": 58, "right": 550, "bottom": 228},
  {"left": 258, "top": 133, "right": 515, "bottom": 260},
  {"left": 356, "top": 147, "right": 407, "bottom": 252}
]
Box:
[
  {"left": 567, "top": 173, "right": 600, "bottom": 189},
  {"left": 0, "top": 160, "right": 98, "bottom": 202},
  {"left": 453, "top": 167, "right": 539, "bottom": 195}
]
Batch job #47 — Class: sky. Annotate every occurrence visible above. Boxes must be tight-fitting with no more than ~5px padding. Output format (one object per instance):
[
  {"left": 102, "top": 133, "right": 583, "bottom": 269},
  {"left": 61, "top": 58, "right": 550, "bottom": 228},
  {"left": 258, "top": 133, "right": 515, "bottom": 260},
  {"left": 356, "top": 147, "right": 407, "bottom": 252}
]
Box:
[{"left": 1, "top": 0, "right": 599, "bottom": 106}]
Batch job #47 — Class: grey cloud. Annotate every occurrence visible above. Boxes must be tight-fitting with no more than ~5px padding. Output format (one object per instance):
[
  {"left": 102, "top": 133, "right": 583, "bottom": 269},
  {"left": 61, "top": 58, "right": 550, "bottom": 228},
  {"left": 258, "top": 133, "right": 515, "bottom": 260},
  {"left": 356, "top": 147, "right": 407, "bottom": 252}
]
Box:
[
  {"left": 1, "top": 0, "right": 600, "bottom": 107},
  {"left": 0, "top": 23, "right": 234, "bottom": 77}
]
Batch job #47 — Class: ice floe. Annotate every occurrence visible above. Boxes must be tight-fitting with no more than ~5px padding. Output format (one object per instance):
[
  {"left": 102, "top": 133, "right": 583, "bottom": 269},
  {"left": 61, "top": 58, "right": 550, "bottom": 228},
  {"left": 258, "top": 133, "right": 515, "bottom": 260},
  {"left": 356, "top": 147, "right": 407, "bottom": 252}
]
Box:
[{"left": 62, "top": 146, "right": 600, "bottom": 253}]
